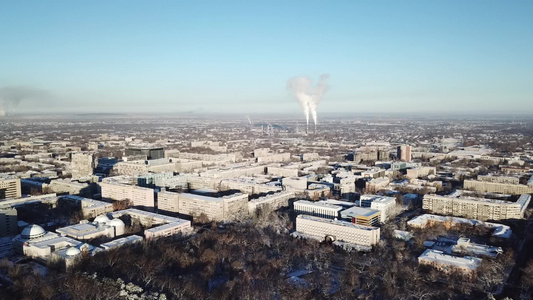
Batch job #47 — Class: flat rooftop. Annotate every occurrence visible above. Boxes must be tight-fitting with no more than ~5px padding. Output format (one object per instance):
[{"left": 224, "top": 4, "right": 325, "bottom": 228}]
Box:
[
  {"left": 341, "top": 207, "right": 381, "bottom": 218},
  {"left": 419, "top": 249, "right": 481, "bottom": 270},
  {"left": 298, "top": 215, "right": 379, "bottom": 231},
  {"left": 294, "top": 200, "right": 343, "bottom": 210}
]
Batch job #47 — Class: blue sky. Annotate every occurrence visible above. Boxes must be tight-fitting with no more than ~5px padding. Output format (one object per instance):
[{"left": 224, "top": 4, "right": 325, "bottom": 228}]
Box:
[{"left": 0, "top": 0, "right": 532, "bottom": 115}]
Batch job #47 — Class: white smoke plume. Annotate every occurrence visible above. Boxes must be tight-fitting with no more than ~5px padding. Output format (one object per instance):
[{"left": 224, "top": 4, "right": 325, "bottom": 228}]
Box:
[
  {"left": 0, "top": 86, "right": 48, "bottom": 116},
  {"left": 287, "top": 74, "right": 329, "bottom": 132}
]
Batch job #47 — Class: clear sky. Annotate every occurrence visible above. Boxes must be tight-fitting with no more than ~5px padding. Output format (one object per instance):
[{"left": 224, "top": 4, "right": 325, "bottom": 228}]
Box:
[{"left": 1, "top": 0, "right": 532, "bottom": 115}]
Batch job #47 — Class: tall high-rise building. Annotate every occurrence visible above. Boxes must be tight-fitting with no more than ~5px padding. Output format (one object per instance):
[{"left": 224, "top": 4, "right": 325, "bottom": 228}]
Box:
[
  {"left": 397, "top": 145, "right": 412, "bottom": 162},
  {"left": 71, "top": 153, "right": 97, "bottom": 179}
]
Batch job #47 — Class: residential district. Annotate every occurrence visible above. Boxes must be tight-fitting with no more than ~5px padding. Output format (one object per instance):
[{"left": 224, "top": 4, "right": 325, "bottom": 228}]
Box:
[{"left": 0, "top": 115, "right": 532, "bottom": 299}]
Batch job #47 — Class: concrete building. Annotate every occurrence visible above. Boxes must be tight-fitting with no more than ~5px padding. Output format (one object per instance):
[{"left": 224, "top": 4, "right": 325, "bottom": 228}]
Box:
[
  {"left": 423, "top": 194, "right": 530, "bottom": 221},
  {"left": 110, "top": 208, "right": 192, "bottom": 239},
  {"left": 248, "top": 191, "right": 295, "bottom": 216},
  {"left": 71, "top": 153, "right": 96, "bottom": 179},
  {"left": 256, "top": 152, "right": 291, "bottom": 164},
  {"left": 0, "top": 178, "right": 21, "bottom": 199},
  {"left": 407, "top": 214, "right": 512, "bottom": 238},
  {"left": 48, "top": 179, "right": 90, "bottom": 196},
  {"left": 294, "top": 200, "right": 343, "bottom": 219},
  {"left": 296, "top": 215, "right": 380, "bottom": 246},
  {"left": 13, "top": 225, "right": 93, "bottom": 263},
  {"left": 463, "top": 179, "right": 533, "bottom": 195},
  {"left": 266, "top": 166, "right": 299, "bottom": 178},
  {"left": 100, "top": 235, "right": 143, "bottom": 251},
  {"left": 478, "top": 175, "right": 520, "bottom": 185},
  {"left": 282, "top": 177, "right": 308, "bottom": 190},
  {"left": 418, "top": 249, "right": 481, "bottom": 274},
  {"left": 60, "top": 195, "right": 114, "bottom": 219},
  {"left": 56, "top": 216, "right": 125, "bottom": 241},
  {"left": 137, "top": 172, "right": 174, "bottom": 188},
  {"left": 0, "top": 208, "right": 17, "bottom": 236},
  {"left": 451, "top": 238, "right": 503, "bottom": 258},
  {"left": 369, "top": 196, "right": 396, "bottom": 223},
  {"left": 115, "top": 159, "right": 177, "bottom": 176},
  {"left": 406, "top": 167, "right": 436, "bottom": 179},
  {"left": 100, "top": 182, "right": 155, "bottom": 209},
  {"left": 365, "top": 177, "right": 390, "bottom": 193},
  {"left": 397, "top": 145, "right": 412, "bottom": 162},
  {"left": 219, "top": 178, "right": 282, "bottom": 195},
  {"left": 157, "top": 191, "right": 249, "bottom": 221},
  {"left": 340, "top": 207, "right": 381, "bottom": 226},
  {"left": 125, "top": 147, "right": 165, "bottom": 160}
]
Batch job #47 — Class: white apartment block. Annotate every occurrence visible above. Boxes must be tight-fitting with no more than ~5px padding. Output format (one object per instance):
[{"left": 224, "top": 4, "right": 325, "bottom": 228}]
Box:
[
  {"left": 110, "top": 208, "right": 192, "bottom": 239},
  {"left": 463, "top": 179, "right": 533, "bottom": 195},
  {"left": 418, "top": 249, "right": 481, "bottom": 274},
  {"left": 100, "top": 182, "right": 155, "bottom": 208},
  {"left": 157, "top": 191, "right": 249, "bottom": 221},
  {"left": 478, "top": 175, "right": 520, "bottom": 185},
  {"left": 248, "top": 191, "right": 295, "bottom": 215},
  {"left": 423, "top": 194, "right": 530, "bottom": 221},
  {"left": 219, "top": 178, "right": 282, "bottom": 195},
  {"left": 61, "top": 195, "right": 114, "bottom": 219},
  {"left": 369, "top": 196, "right": 396, "bottom": 223},
  {"left": 296, "top": 215, "right": 380, "bottom": 246},
  {"left": 294, "top": 200, "right": 343, "bottom": 219},
  {"left": 266, "top": 166, "right": 299, "bottom": 178}
]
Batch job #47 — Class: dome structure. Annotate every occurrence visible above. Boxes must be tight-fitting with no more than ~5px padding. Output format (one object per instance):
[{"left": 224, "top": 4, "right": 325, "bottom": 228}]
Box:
[
  {"left": 108, "top": 218, "right": 126, "bottom": 236},
  {"left": 93, "top": 215, "right": 110, "bottom": 224},
  {"left": 65, "top": 247, "right": 81, "bottom": 257},
  {"left": 108, "top": 218, "right": 125, "bottom": 227},
  {"left": 21, "top": 224, "right": 46, "bottom": 239}
]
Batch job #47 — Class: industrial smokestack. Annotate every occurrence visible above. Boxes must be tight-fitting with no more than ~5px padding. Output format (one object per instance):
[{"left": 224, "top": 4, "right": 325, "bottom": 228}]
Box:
[{"left": 287, "top": 75, "right": 329, "bottom": 133}]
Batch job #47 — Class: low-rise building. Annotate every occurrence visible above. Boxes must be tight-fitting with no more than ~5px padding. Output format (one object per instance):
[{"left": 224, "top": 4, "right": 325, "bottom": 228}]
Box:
[
  {"left": 110, "top": 208, "right": 192, "bottom": 239},
  {"left": 60, "top": 195, "right": 114, "bottom": 219},
  {"left": 340, "top": 207, "right": 381, "bottom": 226},
  {"left": 451, "top": 238, "right": 503, "bottom": 258},
  {"left": 418, "top": 249, "right": 481, "bottom": 274},
  {"left": 294, "top": 200, "right": 343, "bottom": 219},
  {"left": 248, "top": 191, "right": 295, "bottom": 216},
  {"left": 296, "top": 215, "right": 380, "bottom": 246},
  {"left": 407, "top": 214, "right": 512, "bottom": 238}
]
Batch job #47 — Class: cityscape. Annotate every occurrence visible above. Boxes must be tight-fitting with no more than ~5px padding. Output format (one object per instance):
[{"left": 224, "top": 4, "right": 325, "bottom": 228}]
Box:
[{"left": 1, "top": 1, "right": 533, "bottom": 300}]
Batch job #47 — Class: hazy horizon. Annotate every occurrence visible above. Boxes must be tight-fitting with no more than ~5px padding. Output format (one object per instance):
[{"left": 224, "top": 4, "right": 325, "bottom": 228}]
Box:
[{"left": 1, "top": 1, "right": 532, "bottom": 115}]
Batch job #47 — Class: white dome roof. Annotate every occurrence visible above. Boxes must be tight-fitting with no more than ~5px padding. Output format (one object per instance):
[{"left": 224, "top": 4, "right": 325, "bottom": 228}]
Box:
[
  {"left": 108, "top": 218, "right": 125, "bottom": 227},
  {"left": 65, "top": 247, "right": 81, "bottom": 256},
  {"left": 94, "top": 215, "right": 110, "bottom": 224},
  {"left": 21, "top": 224, "right": 46, "bottom": 239}
]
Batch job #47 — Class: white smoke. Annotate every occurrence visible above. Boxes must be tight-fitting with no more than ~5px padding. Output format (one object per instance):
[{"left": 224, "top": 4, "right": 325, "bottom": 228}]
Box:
[
  {"left": 287, "top": 74, "right": 329, "bottom": 132},
  {"left": 0, "top": 86, "right": 47, "bottom": 116}
]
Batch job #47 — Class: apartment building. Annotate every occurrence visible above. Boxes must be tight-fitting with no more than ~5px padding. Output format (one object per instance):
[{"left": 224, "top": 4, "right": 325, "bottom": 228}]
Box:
[
  {"left": 423, "top": 194, "right": 530, "bottom": 221},
  {"left": 296, "top": 215, "right": 380, "bottom": 246},
  {"left": 463, "top": 179, "right": 533, "bottom": 195},
  {"left": 0, "top": 178, "right": 21, "bottom": 199}
]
